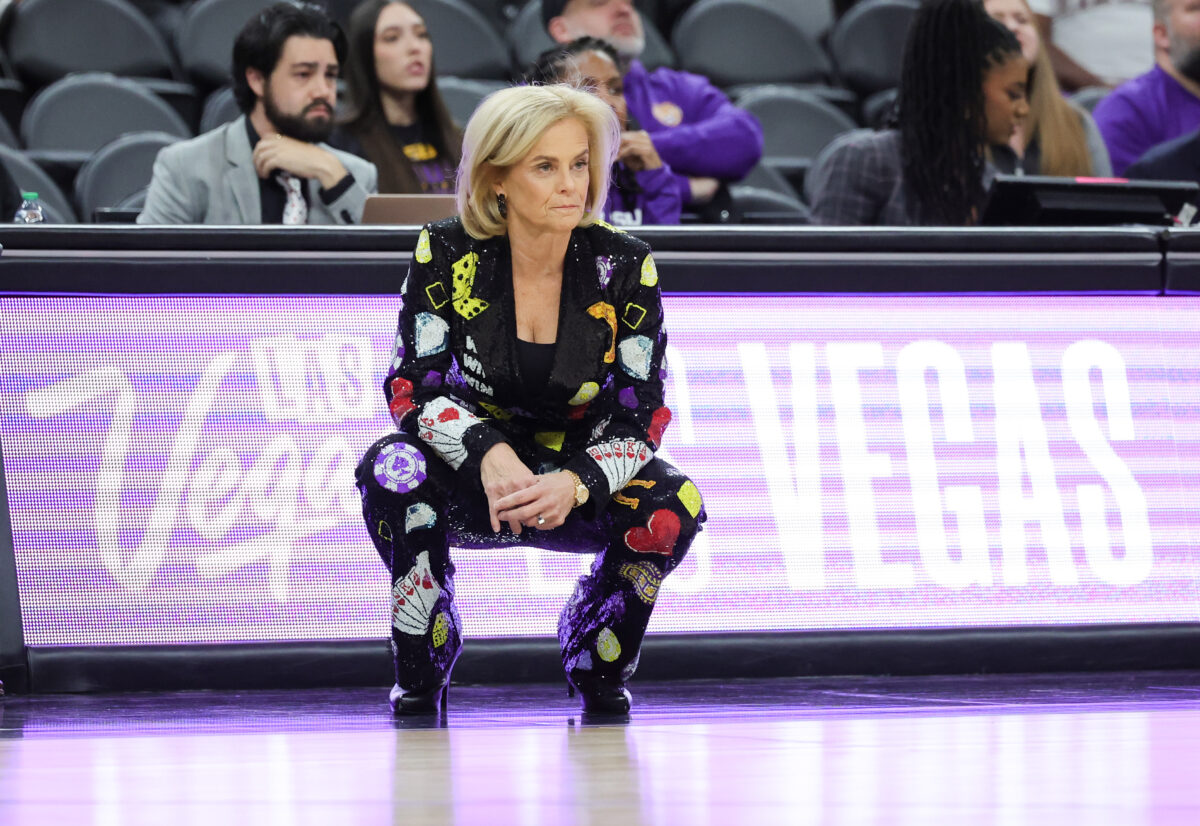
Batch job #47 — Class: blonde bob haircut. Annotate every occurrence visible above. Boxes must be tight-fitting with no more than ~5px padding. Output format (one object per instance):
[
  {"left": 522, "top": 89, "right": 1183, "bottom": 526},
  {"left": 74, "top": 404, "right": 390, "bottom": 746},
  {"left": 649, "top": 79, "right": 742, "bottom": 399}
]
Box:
[{"left": 456, "top": 83, "right": 620, "bottom": 240}]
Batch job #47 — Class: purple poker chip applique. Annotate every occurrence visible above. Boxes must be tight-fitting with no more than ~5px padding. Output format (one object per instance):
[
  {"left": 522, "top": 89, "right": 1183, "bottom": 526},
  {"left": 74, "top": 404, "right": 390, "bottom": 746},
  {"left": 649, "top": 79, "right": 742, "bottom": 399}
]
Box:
[{"left": 374, "top": 441, "right": 428, "bottom": 493}]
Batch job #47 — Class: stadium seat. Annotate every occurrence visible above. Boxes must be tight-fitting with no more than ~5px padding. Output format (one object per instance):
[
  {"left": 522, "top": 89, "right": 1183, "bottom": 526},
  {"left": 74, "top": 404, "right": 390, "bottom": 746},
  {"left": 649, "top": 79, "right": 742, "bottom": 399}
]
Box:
[
  {"left": 508, "top": 1, "right": 674, "bottom": 73},
  {"left": 829, "top": 0, "right": 920, "bottom": 96},
  {"left": 1072, "top": 86, "right": 1110, "bottom": 113},
  {"left": 437, "top": 77, "right": 507, "bottom": 125},
  {"left": 736, "top": 85, "right": 857, "bottom": 189},
  {"left": 0, "top": 110, "right": 16, "bottom": 148},
  {"left": 729, "top": 185, "right": 812, "bottom": 224},
  {"left": 74, "top": 131, "right": 181, "bottom": 222},
  {"left": 672, "top": 0, "right": 830, "bottom": 87},
  {"left": 861, "top": 87, "right": 898, "bottom": 129},
  {"left": 21, "top": 74, "right": 192, "bottom": 155},
  {"left": 199, "top": 86, "right": 241, "bottom": 133},
  {"left": 758, "top": 0, "right": 835, "bottom": 39},
  {"left": 4, "top": 0, "right": 182, "bottom": 86},
  {"left": 739, "top": 163, "right": 800, "bottom": 200},
  {"left": 0, "top": 144, "right": 78, "bottom": 222},
  {"left": 176, "top": 0, "right": 279, "bottom": 88},
  {"left": 406, "top": 0, "right": 514, "bottom": 80}
]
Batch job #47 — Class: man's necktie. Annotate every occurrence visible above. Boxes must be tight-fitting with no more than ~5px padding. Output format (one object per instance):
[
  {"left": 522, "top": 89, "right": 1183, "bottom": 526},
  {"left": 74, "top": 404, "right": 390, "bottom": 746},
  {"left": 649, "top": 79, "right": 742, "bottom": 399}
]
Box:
[{"left": 277, "top": 171, "right": 308, "bottom": 225}]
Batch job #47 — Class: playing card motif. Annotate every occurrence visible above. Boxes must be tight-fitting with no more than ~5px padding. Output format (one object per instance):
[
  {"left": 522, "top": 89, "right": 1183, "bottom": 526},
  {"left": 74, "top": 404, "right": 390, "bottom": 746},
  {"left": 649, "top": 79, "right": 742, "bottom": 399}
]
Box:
[
  {"left": 391, "top": 551, "right": 441, "bottom": 635},
  {"left": 418, "top": 397, "right": 477, "bottom": 469},
  {"left": 586, "top": 437, "right": 651, "bottom": 493}
]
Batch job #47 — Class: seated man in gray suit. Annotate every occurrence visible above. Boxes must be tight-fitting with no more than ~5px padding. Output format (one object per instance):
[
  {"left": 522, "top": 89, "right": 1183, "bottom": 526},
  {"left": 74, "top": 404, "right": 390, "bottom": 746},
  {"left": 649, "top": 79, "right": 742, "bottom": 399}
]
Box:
[{"left": 139, "top": 1, "right": 377, "bottom": 225}]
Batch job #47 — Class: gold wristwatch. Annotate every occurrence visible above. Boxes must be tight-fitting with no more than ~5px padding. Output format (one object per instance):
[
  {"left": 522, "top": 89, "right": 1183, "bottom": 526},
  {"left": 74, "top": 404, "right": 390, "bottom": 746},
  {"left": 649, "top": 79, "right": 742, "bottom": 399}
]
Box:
[{"left": 564, "top": 469, "right": 589, "bottom": 508}]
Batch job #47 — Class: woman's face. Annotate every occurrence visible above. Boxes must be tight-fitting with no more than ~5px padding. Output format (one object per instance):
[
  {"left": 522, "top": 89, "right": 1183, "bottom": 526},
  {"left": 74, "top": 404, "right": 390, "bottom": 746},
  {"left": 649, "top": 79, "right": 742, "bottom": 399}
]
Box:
[
  {"left": 984, "top": 0, "right": 1040, "bottom": 64},
  {"left": 572, "top": 50, "right": 627, "bottom": 128},
  {"left": 373, "top": 3, "right": 433, "bottom": 95},
  {"left": 982, "top": 53, "right": 1030, "bottom": 144},
  {"left": 496, "top": 117, "right": 591, "bottom": 236}
]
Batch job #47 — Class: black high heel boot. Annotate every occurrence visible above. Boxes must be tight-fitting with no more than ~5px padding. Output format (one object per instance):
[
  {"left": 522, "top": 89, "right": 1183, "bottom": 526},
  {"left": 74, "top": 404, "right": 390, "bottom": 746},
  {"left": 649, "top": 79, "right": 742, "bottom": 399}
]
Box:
[
  {"left": 389, "top": 679, "right": 450, "bottom": 715},
  {"left": 567, "top": 671, "right": 632, "bottom": 715}
]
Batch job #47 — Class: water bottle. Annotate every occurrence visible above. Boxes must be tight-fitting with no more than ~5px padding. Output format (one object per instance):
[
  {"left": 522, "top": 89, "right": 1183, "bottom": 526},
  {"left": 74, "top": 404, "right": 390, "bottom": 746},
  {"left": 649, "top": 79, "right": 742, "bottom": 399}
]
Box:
[{"left": 13, "top": 191, "right": 46, "bottom": 224}]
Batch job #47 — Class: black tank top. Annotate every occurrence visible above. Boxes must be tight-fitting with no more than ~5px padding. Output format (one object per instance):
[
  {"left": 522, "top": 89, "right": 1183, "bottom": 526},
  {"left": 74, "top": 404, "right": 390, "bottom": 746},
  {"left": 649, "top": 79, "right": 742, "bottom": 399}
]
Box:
[{"left": 516, "top": 339, "right": 555, "bottom": 395}]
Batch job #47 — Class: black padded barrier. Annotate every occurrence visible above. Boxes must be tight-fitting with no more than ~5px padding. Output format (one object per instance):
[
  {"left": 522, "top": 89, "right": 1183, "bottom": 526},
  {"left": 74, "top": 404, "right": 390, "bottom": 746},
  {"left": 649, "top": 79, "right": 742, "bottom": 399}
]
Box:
[
  {"left": 0, "top": 224, "right": 1168, "bottom": 294},
  {"left": 1163, "top": 227, "right": 1200, "bottom": 293},
  {"left": 0, "top": 224, "right": 1196, "bottom": 693}
]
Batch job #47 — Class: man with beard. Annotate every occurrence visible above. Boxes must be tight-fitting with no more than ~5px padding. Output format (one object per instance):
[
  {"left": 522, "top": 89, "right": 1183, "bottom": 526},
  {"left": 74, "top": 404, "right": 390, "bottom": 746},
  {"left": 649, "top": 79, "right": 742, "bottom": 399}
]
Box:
[
  {"left": 543, "top": 0, "right": 762, "bottom": 213},
  {"left": 139, "top": 2, "right": 377, "bottom": 224},
  {"left": 1093, "top": 0, "right": 1200, "bottom": 175}
]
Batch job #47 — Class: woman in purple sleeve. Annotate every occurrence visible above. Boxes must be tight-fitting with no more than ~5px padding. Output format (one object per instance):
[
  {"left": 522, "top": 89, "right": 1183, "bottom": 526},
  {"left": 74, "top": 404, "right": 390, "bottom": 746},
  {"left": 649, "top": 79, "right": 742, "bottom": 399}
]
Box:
[
  {"left": 526, "top": 38, "right": 683, "bottom": 226},
  {"left": 355, "top": 84, "right": 704, "bottom": 718}
]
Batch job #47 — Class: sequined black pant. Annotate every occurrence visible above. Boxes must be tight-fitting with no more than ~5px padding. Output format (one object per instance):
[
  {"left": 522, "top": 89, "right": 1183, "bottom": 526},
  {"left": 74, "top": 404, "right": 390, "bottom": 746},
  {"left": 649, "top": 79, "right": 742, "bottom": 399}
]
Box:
[{"left": 355, "top": 432, "right": 706, "bottom": 694}]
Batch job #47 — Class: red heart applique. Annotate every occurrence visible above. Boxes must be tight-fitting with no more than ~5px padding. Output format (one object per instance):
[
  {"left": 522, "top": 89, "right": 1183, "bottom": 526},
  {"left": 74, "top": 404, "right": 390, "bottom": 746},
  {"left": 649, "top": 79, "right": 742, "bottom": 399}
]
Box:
[
  {"left": 648, "top": 407, "right": 671, "bottom": 447},
  {"left": 438, "top": 407, "right": 460, "bottom": 423},
  {"left": 624, "top": 509, "right": 680, "bottom": 557},
  {"left": 422, "top": 574, "right": 434, "bottom": 589}
]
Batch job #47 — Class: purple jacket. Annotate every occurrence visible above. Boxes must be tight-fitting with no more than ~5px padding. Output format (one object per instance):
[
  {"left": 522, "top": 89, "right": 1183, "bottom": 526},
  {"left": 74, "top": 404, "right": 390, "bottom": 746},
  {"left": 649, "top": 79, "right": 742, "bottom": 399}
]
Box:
[
  {"left": 1094, "top": 65, "right": 1200, "bottom": 175},
  {"left": 604, "top": 162, "right": 683, "bottom": 226},
  {"left": 622, "top": 60, "right": 763, "bottom": 204}
]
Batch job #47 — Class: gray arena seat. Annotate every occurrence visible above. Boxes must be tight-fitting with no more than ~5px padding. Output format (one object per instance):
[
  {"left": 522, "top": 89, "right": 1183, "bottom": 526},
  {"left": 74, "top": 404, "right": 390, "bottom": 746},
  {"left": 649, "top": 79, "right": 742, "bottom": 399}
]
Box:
[
  {"left": 672, "top": 0, "right": 830, "bottom": 87},
  {"left": 21, "top": 74, "right": 192, "bottom": 156},
  {"left": 176, "top": 0, "right": 279, "bottom": 88},
  {"left": 73, "top": 131, "right": 181, "bottom": 222},
  {"left": 862, "top": 87, "right": 899, "bottom": 129},
  {"left": 406, "top": 0, "right": 514, "bottom": 80},
  {"left": 1072, "top": 86, "right": 1110, "bottom": 113},
  {"left": 729, "top": 185, "right": 812, "bottom": 224},
  {"left": 437, "top": 77, "right": 507, "bottom": 125},
  {"left": 508, "top": 1, "right": 674, "bottom": 73},
  {"left": 736, "top": 85, "right": 857, "bottom": 187},
  {"left": 199, "top": 86, "right": 241, "bottom": 133},
  {"left": 0, "top": 111, "right": 16, "bottom": 148},
  {"left": 758, "top": 0, "right": 835, "bottom": 39},
  {"left": 739, "top": 163, "right": 800, "bottom": 200},
  {"left": 829, "top": 0, "right": 920, "bottom": 96},
  {"left": 4, "top": 0, "right": 182, "bottom": 86},
  {"left": 0, "top": 144, "right": 78, "bottom": 222}
]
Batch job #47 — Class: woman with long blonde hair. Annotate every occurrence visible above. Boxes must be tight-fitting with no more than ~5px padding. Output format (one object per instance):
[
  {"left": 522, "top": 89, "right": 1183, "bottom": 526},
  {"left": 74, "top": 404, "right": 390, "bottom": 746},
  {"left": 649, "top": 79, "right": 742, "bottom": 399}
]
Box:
[{"left": 985, "top": 0, "right": 1112, "bottom": 177}]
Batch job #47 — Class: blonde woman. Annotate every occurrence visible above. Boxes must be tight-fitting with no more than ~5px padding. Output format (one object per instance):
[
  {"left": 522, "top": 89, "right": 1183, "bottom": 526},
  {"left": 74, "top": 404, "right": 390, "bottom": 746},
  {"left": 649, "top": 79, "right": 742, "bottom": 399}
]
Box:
[
  {"left": 985, "top": 0, "right": 1112, "bottom": 176},
  {"left": 355, "top": 84, "right": 705, "bottom": 717}
]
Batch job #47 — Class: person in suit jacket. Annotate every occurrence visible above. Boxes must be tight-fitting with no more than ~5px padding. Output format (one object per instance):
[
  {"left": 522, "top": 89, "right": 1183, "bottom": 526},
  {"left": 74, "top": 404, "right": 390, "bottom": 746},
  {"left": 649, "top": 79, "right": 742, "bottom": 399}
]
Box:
[
  {"left": 139, "top": 2, "right": 377, "bottom": 225},
  {"left": 355, "top": 84, "right": 706, "bottom": 717}
]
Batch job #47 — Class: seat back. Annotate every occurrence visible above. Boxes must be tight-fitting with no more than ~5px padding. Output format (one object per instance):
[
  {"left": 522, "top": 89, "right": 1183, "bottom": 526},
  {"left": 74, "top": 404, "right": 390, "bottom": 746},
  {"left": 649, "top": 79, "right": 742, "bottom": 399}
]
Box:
[
  {"left": 758, "top": 0, "right": 835, "bottom": 39},
  {"left": 200, "top": 86, "right": 242, "bottom": 134},
  {"left": 437, "top": 77, "right": 507, "bottom": 125},
  {"left": 729, "top": 184, "right": 812, "bottom": 224},
  {"left": 4, "top": 0, "right": 180, "bottom": 86},
  {"left": 1072, "top": 86, "right": 1110, "bottom": 114},
  {"left": 74, "top": 131, "right": 181, "bottom": 221},
  {"left": 21, "top": 73, "right": 192, "bottom": 152},
  {"left": 829, "top": 0, "right": 920, "bottom": 96},
  {"left": 737, "top": 85, "right": 857, "bottom": 161},
  {"left": 0, "top": 144, "right": 78, "bottom": 221},
  {"left": 508, "top": 1, "right": 673, "bottom": 72},
  {"left": 673, "top": 0, "right": 830, "bottom": 86},
  {"left": 177, "top": 0, "right": 279, "bottom": 88},
  {"left": 407, "top": 0, "right": 514, "bottom": 80},
  {"left": 0, "top": 110, "right": 17, "bottom": 148}
]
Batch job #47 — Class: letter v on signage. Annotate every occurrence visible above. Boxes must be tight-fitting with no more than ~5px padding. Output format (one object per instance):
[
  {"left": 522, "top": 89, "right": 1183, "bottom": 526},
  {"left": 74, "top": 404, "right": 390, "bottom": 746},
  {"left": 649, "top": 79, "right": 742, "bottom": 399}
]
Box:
[{"left": 738, "top": 342, "right": 825, "bottom": 589}]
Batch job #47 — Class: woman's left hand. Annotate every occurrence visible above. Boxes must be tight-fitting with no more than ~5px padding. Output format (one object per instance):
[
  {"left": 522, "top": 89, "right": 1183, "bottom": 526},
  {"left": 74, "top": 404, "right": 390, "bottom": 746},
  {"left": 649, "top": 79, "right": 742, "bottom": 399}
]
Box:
[{"left": 494, "top": 471, "right": 578, "bottom": 532}]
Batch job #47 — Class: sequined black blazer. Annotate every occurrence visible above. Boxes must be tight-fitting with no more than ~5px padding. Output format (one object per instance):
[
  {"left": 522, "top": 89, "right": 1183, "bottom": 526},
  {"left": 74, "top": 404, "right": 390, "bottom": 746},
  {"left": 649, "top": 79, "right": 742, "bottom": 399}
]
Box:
[{"left": 384, "top": 216, "right": 673, "bottom": 513}]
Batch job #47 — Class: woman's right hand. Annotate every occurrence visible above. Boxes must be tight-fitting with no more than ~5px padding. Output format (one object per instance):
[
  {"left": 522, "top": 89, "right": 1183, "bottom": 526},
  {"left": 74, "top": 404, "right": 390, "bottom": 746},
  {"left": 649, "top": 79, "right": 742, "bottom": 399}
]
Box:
[{"left": 480, "top": 442, "right": 538, "bottom": 533}]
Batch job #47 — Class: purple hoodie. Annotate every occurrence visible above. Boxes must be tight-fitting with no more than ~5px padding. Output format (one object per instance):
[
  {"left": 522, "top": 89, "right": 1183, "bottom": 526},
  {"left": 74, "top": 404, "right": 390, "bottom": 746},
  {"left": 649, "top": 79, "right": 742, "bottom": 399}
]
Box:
[
  {"left": 622, "top": 60, "right": 763, "bottom": 205},
  {"left": 604, "top": 162, "right": 683, "bottom": 226}
]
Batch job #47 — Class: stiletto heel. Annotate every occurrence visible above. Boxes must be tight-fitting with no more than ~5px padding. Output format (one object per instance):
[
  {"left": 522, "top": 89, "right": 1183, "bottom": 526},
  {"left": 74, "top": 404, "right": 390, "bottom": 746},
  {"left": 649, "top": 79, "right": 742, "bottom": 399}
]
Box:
[
  {"left": 390, "top": 677, "right": 451, "bottom": 715},
  {"left": 566, "top": 670, "right": 631, "bottom": 715}
]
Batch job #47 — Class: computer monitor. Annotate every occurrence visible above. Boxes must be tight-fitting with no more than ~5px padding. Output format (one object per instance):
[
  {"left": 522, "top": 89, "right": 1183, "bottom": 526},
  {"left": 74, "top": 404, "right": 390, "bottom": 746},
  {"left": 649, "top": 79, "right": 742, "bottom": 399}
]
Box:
[{"left": 980, "top": 174, "right": 1199, "bottom": 227}]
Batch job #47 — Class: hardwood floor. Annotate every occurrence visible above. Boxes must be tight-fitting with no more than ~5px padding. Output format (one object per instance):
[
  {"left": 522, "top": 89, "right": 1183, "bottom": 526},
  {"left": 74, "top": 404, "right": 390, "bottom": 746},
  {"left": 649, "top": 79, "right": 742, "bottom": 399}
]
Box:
[{"left": 2, "top": 671, "right": 1198, "bottom": 824}]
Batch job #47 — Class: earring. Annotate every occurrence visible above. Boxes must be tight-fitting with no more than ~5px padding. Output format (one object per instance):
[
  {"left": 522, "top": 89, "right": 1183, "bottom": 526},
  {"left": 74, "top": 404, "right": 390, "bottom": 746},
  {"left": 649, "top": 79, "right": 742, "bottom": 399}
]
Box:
[{"left": 497, "top": 193, "right": 507, "bottom": 219}]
